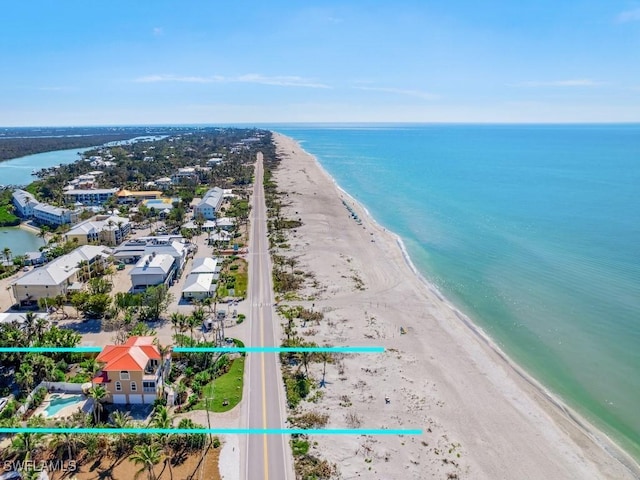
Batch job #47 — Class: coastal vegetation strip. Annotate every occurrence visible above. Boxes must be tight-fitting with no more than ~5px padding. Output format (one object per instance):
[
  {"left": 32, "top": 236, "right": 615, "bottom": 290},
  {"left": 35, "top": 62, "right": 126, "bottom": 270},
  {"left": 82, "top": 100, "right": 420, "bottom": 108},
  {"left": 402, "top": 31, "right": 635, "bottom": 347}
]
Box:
[
  {"left": 0, "top": 189, "right": 20, "bottom": 226},
  {"left": 0, "top": 132, "right": 146, "bottom": 163}
]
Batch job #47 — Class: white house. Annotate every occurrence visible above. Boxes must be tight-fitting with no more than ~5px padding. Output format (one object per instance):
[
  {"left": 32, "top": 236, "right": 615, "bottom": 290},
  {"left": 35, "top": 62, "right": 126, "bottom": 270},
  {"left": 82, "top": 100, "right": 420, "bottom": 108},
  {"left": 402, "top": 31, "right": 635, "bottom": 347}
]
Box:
[
  {"left": 171, "top": 167, "right": 197, "bottom": 185},
  {"left": 130, "top": 253, "right": 176, "bottom": 289},
  {"left": 193, "top": 187, "right": 224, "bottom": 221},
  {"left": 181, "top": 257, "right": 220, "bottom": 300}
]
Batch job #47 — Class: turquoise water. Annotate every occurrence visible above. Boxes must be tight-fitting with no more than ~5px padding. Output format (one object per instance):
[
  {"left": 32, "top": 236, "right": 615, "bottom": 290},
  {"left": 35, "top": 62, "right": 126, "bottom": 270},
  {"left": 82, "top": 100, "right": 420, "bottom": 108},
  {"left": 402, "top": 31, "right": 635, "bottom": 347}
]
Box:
[
  {"left": 0, "top": 135, "right": 166, "bottom": 187},
  {"left": 275, "top": 124, "right": 640, "bottom": 460},
  {"left": 0, "top": 147, "right": 94, "bottom": 187},
  {"left": 0, "top": 227, "right": 43, "bottom": 256},
  {"left": 44, "top": 394, "right": 86, "bottom": 417}
]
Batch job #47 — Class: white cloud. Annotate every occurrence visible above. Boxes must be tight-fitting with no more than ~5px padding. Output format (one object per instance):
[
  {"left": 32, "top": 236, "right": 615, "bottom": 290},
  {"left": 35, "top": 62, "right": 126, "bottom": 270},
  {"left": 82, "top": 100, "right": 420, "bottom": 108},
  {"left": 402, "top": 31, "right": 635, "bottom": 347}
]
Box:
[
  {"left": 617, "top": 8, "right": 640, "bottom": 22},
  {"left": 510, "top": 79, "right": 603, "bottom": 87},
  {"left": 355, "top": 86, "right": 439, "bottom": 100},
  {"left": 134, "top": 73, "right": 330, "bottom": 89},
  {"left": 135, "top": 74, "right": 216, "bottom": 83}
]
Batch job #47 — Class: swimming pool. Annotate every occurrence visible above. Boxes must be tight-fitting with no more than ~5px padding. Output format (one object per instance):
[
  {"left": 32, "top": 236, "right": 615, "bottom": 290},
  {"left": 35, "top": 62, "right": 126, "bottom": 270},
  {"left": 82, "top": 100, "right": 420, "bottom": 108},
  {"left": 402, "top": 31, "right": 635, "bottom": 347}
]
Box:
[
  {"left": 43, "top": 394, "right": 86, "bottom": 417},
  {"left": 144, "top": 198, "right": 179, "bottom": 210}
]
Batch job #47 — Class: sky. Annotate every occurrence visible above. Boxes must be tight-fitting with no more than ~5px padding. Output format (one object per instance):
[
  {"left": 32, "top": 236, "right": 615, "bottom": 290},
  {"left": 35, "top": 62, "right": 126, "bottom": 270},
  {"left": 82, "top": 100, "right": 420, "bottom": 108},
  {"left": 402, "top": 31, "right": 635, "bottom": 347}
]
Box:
[{"left": 1, "top": 1, "right": 639, "bottom": 125}]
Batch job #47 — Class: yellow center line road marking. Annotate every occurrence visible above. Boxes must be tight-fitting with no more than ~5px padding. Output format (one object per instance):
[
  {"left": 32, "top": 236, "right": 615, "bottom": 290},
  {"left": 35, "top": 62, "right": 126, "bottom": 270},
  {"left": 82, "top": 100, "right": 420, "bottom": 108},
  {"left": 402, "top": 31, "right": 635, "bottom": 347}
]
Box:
[{"left": 259, "top": 228, "right": 270, "bottom": 480}]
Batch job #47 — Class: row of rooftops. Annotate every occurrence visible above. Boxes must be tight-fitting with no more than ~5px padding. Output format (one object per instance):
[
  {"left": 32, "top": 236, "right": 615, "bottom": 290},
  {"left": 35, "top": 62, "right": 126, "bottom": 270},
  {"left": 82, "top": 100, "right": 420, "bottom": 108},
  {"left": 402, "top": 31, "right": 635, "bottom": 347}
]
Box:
[
  {"left": 13, "top": 189, "right": 75, "bottom": 219},
  {"left": 11, "top": 245, "right": 112, "bottom": 287}
]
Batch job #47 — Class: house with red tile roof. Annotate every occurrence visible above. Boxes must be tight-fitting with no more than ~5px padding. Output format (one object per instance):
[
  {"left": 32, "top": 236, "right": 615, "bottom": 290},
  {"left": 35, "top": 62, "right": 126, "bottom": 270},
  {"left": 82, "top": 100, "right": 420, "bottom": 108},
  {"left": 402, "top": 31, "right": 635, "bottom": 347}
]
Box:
[{"left": 92, "top": 336, "right": 170, "bottom": 404}]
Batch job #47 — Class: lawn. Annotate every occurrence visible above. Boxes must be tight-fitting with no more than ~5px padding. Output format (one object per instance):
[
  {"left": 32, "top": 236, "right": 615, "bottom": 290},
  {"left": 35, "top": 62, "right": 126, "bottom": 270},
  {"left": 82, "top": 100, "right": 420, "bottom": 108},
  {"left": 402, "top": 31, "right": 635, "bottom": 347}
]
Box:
[
  {"left": 217, "top": 257, "right": 248, "bottom": 298},
  {"left": 0, "top": 206, "right": 20, "bottom": 226},
  {"left": 194, "top": 356, "right": 245, "bottom": 412}
]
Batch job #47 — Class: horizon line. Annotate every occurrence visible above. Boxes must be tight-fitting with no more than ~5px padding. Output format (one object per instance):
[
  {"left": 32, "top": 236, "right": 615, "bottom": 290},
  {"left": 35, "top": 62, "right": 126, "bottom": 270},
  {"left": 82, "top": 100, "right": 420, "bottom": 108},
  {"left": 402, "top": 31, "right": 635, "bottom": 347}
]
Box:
[{"left": 2, "top": 121, "right": 640, "bottom": 129}]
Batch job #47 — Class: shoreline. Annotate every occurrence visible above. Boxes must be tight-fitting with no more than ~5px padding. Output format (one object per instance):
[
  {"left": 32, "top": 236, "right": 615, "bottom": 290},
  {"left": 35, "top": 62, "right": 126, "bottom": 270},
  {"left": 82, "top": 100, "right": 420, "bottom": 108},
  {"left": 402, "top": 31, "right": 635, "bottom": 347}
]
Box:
[
  {"left": 271, "top": 131, "right": 640, "bottom": 479},
  {"left": 19, "top": 221, "right": 41, "bottom": 235}
]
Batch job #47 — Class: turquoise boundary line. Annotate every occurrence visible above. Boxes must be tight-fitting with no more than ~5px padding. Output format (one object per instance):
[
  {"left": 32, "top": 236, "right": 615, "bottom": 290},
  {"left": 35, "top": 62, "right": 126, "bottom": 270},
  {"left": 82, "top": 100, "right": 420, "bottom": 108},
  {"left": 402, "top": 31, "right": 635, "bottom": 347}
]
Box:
[
  {"left": 0, "top": 427, "right": 421, "bottom": 435},
  {"left": 0, "top": 346, "right": 385, "bottom": 353}
]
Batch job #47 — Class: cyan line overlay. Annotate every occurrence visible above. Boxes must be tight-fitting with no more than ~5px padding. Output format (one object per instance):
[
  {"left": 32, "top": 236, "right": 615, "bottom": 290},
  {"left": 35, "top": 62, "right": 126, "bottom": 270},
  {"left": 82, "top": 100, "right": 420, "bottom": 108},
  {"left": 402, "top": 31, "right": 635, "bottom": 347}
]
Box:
[
  {"left": 0, "top": 427, "right": 421, "bottom": 435},
  {"left": 0, "top": 347, "right": 102, "bottom": 353},
  {"left": 0, "top": 346, "right": 385, "bottom": 354},
  {"left": 174, "top": 346, "right": 385, "bottom": 353}
]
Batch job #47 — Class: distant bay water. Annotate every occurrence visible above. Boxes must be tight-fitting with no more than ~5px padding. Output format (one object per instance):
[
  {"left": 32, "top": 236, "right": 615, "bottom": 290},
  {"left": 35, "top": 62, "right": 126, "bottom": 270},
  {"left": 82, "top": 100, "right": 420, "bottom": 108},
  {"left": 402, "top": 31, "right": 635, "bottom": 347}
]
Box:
[
  {"left": 274, "top": 124, "right": 640, "bottom": 460},
  {"left": 0, "top": 147, "right": 94, "bottom": 187}
]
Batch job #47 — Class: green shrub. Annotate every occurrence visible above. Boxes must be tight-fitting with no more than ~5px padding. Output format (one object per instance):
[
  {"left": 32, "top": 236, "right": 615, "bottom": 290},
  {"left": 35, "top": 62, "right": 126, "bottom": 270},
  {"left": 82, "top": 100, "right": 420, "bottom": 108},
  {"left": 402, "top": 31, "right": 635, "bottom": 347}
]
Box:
[
  {"left": 291, "top": 437, "right": 310, "bottom": 456},
  {"left": 31, "top": 387, "right": 47, "bottom": 408}
]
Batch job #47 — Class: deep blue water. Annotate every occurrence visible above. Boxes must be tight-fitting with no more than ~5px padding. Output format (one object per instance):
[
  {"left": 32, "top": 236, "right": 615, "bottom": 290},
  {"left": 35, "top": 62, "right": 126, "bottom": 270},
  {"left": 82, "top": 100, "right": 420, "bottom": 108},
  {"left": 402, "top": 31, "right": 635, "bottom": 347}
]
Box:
[{"left": 274, "top": 124, "right": 640, "bottom": 459}]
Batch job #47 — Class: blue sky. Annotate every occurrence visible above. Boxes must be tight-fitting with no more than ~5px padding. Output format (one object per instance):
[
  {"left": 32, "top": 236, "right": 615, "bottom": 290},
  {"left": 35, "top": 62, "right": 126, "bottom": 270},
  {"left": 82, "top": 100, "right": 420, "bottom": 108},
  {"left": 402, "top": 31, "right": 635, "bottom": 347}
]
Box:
[{"left": 1, "top": 1, "right": 639, "bottom": 125}]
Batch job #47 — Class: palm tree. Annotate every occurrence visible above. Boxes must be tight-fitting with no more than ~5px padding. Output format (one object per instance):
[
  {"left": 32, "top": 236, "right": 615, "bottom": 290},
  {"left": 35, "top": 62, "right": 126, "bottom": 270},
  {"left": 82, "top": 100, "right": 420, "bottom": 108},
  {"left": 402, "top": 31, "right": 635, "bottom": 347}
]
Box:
[
  {"left": 34, "top": 317, "right": 49, "bottom": 342},
  {"left": 130, "top": 443, "right": 163, "bottom": 480},
  {"left": 87, "top": 385, "right": 108, "bottom": 424},
  {"left": 52, "top": 294, "right": 69, "bottom": 319},
  {"left": 318, "top": 350, "right": 333, "bottom": 387},
  {"left": 82, "top": 357, "right": 101, "bottom": 378},
  {"left": 11, "top": 431, "right": 41, "bottom": 461},
  {"left": 49, "top": 420, "right": 77, "bottom": 462},
  {"left": 21, "top": 311, "right": 37, "bottom": 338},
  {"left": 190, "top": 307, "right": 206, "bottom": 340},
  {"left": 38, "top": 225, "right": 50, "bottom": 246},
  {"left": 170, "top": 312, "right": 183, "bottom": 338},
  {"left": 110, "top": 410, "right": 133, "bottom": 454},
  {"left": 150, "top": 406, "right": 173, "bottom": 476},
  {"left": 2, "top": 247, "right": 11, "bottom": 264},
  {"left": 15, "top": 363, "right": 34, "bottom": 392}
]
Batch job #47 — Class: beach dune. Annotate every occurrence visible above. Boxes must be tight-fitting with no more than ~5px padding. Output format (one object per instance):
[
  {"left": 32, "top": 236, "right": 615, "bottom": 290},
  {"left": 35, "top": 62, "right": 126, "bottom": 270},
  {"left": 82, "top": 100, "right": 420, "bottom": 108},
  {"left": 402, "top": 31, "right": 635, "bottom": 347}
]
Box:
[{"left": 270, "top": 132, "right": 640, "bottom": 479}]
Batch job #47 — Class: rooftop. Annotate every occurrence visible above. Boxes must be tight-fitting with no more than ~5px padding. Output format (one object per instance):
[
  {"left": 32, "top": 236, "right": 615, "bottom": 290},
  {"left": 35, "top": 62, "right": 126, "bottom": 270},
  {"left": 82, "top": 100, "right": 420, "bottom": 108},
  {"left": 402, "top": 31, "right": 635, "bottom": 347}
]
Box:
[
  {"left": 95, "top": 336, "right": 161, "bottom": 372},
  {"left": 12, "top": 245, "right": 111, "bottom": 286},
  {"left": 130, "top": 253, "right": 175, "bottom": 276}
]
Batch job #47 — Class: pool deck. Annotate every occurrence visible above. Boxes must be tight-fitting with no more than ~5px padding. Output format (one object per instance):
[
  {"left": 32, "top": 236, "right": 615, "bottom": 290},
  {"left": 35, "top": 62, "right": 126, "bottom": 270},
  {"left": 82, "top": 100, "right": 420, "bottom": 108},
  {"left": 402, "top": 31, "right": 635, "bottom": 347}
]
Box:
[{"left": 33, "top": 392, "right": 93, "bottom": 420}]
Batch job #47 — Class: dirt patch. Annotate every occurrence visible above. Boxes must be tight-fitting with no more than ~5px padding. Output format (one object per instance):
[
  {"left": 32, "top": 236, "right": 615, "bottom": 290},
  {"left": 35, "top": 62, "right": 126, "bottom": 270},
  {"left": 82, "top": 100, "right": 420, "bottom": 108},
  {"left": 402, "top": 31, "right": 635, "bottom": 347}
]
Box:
[{"left": 50, "top": 445, "right": 220, "bottom": 480}]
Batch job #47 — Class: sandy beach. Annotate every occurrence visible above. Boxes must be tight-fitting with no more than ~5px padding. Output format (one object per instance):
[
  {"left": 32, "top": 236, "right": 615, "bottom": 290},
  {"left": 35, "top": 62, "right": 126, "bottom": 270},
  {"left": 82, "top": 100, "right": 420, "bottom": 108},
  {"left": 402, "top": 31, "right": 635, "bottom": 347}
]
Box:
[{"left": 270, "top": 132, "right": 640, "bottom": 479}]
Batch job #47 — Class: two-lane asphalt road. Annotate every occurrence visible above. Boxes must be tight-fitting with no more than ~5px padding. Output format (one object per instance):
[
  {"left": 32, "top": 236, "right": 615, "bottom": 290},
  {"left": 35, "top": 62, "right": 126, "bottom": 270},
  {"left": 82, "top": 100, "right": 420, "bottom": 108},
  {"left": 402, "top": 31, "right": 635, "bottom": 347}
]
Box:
[{"left": 243, "top": 152, "right": 292, "bottom": 480}]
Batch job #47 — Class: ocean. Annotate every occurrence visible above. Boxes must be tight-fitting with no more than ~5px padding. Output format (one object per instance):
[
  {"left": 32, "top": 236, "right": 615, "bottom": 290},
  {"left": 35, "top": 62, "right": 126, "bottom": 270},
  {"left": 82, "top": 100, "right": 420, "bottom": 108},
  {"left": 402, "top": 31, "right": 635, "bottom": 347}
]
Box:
[{"left": 274, "top": 124, "right": 640, "bottom": 460}]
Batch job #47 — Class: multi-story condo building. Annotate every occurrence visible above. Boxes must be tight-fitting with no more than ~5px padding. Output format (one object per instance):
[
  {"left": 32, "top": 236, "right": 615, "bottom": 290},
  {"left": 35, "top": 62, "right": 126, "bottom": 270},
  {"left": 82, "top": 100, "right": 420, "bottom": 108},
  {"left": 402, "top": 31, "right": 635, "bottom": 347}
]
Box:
[
  {"left": 12, "top": 189, "right": 78, "bottom": 226},
  {"left": 10, "top": 245, "right": 111, "bottom": 305},
  {"left": 65, "top": 214, "right": 131, "bottom": 246},
  {"left": 64, "top": 188, "right": 118, "bottom": 206},
  {"left": 116, "top": 189, "right": 163, "bottom": 205},
  {"left": 193, "top": 187, "right": 223, "bottom": 221}
]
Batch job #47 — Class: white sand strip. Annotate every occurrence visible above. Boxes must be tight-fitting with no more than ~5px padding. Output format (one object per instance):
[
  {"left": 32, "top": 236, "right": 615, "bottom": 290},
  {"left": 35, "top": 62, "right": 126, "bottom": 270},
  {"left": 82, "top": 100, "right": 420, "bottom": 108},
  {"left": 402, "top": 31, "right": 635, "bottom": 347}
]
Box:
[{"left": 269, "top": 132, "right": 640, "bottom": 480}]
